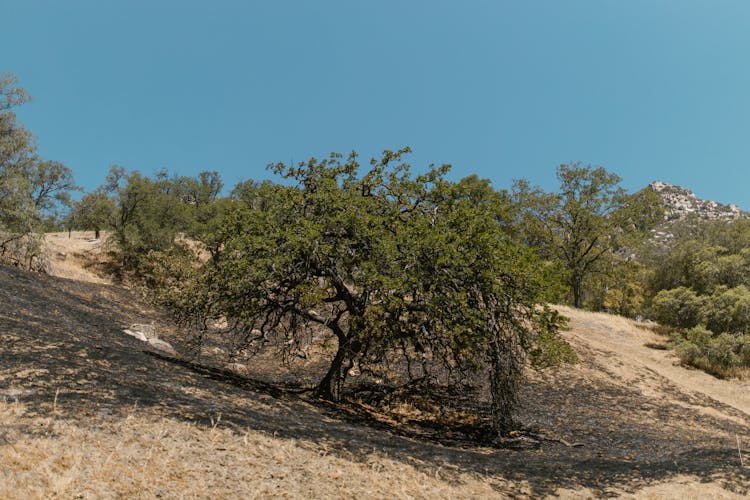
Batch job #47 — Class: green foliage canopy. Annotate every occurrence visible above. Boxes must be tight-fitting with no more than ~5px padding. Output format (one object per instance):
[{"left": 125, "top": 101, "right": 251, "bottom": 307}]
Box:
[{"left": 166, "top": 149, "right": 571, "bottom": 435}]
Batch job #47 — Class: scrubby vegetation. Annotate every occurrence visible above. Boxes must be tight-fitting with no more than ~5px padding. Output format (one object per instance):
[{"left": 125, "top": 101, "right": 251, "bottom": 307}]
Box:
[
  {"left": 509, "top": 168, "right": 750, "bottom": 378},
  {"left": 643, "top": 221, "right": 750, "bottom": 376}
]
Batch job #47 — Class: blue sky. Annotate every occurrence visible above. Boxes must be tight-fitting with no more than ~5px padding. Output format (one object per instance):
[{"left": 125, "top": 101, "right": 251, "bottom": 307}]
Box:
[{"left": 3, "top": 1, "right": 750, "bottom": 207}]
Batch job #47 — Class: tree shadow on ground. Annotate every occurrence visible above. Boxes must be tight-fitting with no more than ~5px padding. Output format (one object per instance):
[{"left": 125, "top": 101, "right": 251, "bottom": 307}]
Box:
[{"left": 2, "top": 265, "right": 749, "bottom": 497}]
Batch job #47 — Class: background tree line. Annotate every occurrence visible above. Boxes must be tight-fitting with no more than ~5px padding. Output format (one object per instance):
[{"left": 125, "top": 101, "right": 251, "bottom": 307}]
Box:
[
  {"left": 640, "top": 219, "right": 750, "bottom": 377},
  {"left": 510, "top": 167, "right": 750, "bottom": 378}
]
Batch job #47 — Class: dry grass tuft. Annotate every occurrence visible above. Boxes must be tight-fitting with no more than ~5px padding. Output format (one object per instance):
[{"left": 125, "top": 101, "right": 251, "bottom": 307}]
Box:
[
  {"left": 644, "top": 341, "right": 669, "bottom": 350},
  {"left": 675, "top": 359, "right": 750, "bottom": 381}
]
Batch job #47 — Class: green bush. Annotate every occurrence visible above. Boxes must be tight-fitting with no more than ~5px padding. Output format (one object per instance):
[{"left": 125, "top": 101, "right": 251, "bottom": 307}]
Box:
[
  {"left": 652, "top": 287, "right": 704, "bottom": 328},
  {"left": 741, "top": 338, "right": 750, "bottom": 366},
  {"left": 705, "top": 333, "right": 742, "bottom": 370},
  {"left": 702, "top": 285, "right": 750, "bottom": 334},
  {"left": 716, "top": 254, "right": 749, "bottom": 288},
  {"left": 672, "top": 326, "right": 750, "bottom": 378},
  {"left": 671, "top": 332, "right": 703, "bottom": 367},
  {"left": 684, "top": 324, "right": 713, "bottom": 345}
]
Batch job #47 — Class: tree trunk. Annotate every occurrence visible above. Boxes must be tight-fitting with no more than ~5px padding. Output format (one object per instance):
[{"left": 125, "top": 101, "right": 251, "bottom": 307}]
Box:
[
  {"left": 95, "top": 228, "right": 101, "bottom": 240},
  {"left": 316, "top": 340, "right": 348, "bottom": 401},
  {"left": 488, "top": 328, "right": 522, "bottom": 437},
  {"left": 572, "top": 286, "right": 582, "bottom": 308},
  {"left": 571, "top": 275, "right": 583, "bottom": 308},
  {"left": 316, "top": 335, "right": 361, "bottom": 402}
]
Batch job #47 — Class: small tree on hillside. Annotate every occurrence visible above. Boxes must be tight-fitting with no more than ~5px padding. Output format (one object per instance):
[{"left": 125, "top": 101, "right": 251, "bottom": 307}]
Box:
[
  {"left": 166, "top": 149, "right": 571, "bottom": 435},
  {"left": 70, "top": 191, "right": 116, "bottom": 239},
  {"left": 28, "top": 160, "right": 80, "bottom": 224},
  {"left": 0, "top": 74, "right": 37, "bottom": 262},
  {"left": 103, "top": 166, "right": 192, "bottom": 270}
]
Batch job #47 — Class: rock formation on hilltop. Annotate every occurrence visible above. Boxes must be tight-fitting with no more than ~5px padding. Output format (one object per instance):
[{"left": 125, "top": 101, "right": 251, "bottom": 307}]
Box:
[
  {"left": 646, "top": 181, "right": 746, "bottom": 243},
  {"left": 648, "top": 181, "right": 744, "bottom": 221}
]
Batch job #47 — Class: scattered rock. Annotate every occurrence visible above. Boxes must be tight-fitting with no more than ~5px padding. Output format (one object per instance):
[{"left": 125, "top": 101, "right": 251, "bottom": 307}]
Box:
[
  {"left": 128, "top": 324, "right": 157, "bottom": 339},
  {"left": 225, "top": 362, "right": 249, "bottom": 375},
  {"left": 146, "top": 337, "right": 178, "bottom": 356},
  {"left": 122, "top": 324, "right": 178, "bottom": 356},
  {"left": 123, "top": 329, "right": 148, "bottom": 342}
]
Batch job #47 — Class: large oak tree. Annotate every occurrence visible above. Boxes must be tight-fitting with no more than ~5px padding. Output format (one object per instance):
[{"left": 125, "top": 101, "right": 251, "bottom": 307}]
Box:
[{"left": 168, "top": 149, "right": 571, "bottom": 435}]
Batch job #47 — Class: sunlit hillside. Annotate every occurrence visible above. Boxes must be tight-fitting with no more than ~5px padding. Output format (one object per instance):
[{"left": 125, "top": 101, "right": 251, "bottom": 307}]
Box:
[{"left": 1, "top": 238, "right": 749, "bottom": 498}]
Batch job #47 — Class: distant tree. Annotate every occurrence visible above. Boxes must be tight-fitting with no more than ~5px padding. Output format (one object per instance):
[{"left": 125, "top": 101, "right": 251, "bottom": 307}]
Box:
[
  {"left": 0, "top": 73, "right": 29, "bottom": 111},
  {"left": 104, "top": 166, "right": 191, "bottom": 270},
  {"left": 0, "top": 74, "right": 36, "bottom": 258},
  {"left": 589, "top": 258, "right": 649, "bottom": 317},
  {"left": 513, "top": 163, "right": 662, "bottom": 308},
  {"left": 165, "top": 150, "right": 571, "bottom": 436},
  {"left": 645, "top": 239, "right": 726, "bottom": 295},
  {"left": 177, "top": 170, "right": 223, "bottom": 208},
  {"left": 231, "top": 178, "right": 277, "bottom": 211},
  {"left": 170, "top": 170, "right": 227, "bottom": 248},
  {"left": 652, "top": 286, "right": 705, "bottom": 329},
  {"left": 702, "top": 285, "right": 750, "bottom": 335},
  {"left": 70, "top": 191, "right": 115, "bottom": 239}
]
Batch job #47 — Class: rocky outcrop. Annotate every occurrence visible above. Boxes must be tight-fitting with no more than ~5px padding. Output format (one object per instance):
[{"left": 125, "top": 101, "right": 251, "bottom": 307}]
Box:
[
  {"left": 646, "top": 181, "right": 746, "bottom": 243},
  {"left": 648, "top": 181, "right": 743, "bottom": 221}
]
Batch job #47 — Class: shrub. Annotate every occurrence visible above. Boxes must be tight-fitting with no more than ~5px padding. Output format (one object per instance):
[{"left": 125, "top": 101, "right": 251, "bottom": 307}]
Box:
[
  {"left": 740, "top": 337, "right": 750, "bottom": 366},
  {"left": 652, "top": 287, "right": 704, "bottom": 329},
  {"left": 702, "top": 285, "right": 750, "bottom": 335},
  {"left": 672, "top": 334, "right": 702, "bottom": 367},
  {"left": 705, "top": 333, "right": 742, "bottom": 371},
  {"left": 672, "top": 326, "right": 750, "bottom": 378}
]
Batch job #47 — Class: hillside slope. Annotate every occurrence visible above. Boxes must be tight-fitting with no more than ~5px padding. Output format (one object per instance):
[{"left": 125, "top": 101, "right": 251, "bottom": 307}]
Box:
[
  {"left": 2, "top": 241, "right": 750, "bottom": 497},
  {"left": 558, "top": 306, "right": 750, "bottom": 421}
]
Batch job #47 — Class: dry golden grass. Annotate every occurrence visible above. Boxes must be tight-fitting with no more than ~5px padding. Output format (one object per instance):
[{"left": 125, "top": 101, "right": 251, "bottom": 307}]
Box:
[
  {"left": 5, "top": 242, "right": 750, "bottom": 498},
  {"left": 0, "top": 399, "right": 505, "bottom": 499},
  {"left": 5, "top": 392, "right": 746, "bottom": 499},
  {"left": 43, "top": 232, "right": 111, "bottom": 284},
  {"left": 676, "top": 358, "right": 750, "bottom": 381},
  {"left": 557, "top": 305, "right": 750, "bottom": 381}
]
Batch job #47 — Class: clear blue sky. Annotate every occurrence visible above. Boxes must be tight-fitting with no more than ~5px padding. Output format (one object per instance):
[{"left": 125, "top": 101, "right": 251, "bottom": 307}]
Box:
[{"left": 4, "top": 1, "right": 750, "bottom": 207}]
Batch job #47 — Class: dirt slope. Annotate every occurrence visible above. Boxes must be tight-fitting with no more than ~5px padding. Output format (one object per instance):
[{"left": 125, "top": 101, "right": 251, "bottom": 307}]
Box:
[
  {"left": 2, "top": 238, "right": 750, "bottom": 498},
  {"left": 43, "top": 232, "right": 111, "bottom": 284},
  {"left": 557, "top": 306, "right": 750, "bottom": 424}
]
